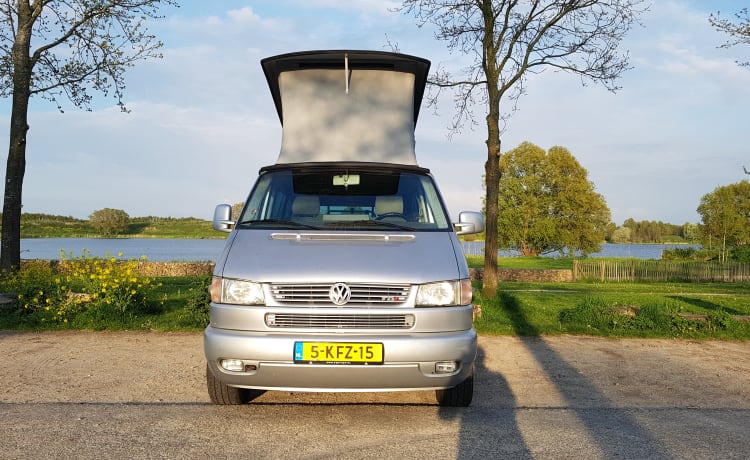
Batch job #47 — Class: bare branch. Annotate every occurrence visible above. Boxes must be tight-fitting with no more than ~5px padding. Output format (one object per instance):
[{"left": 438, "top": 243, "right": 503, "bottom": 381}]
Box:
[{"left": 710, "top": 8, "right": 750, "bottom": 67}]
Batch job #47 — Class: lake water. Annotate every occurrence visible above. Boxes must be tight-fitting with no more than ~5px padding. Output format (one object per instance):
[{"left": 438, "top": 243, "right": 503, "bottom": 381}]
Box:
[
  {"left": 21, "top": 238, "right": 228, "bottom": 262},
  {"left": 19, "top": 238, "right": 696, "bottom": 262}
]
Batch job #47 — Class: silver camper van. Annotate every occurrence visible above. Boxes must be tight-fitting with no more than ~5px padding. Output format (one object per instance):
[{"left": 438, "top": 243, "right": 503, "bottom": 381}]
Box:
[{"left": 204, "top": 50, "right": 484, "bottom": 407}]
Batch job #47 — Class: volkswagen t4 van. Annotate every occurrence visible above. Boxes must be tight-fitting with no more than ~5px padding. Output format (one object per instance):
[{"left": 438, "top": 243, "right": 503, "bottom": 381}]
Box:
[{"left": 204, "top": 50, "right": 484, "bottom": 407}]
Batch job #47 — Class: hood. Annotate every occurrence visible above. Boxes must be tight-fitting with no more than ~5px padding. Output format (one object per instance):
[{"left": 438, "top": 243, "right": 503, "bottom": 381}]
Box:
[
  {"left": 217, "top": 229, "right": 463, "bottom": 285},
  {"left": 261, "top": 50, "right": 431, "bottom": 166}
]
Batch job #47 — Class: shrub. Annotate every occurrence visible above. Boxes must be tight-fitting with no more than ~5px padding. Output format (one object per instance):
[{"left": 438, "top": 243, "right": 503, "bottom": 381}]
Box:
[
  {"left": 0, "top": 250, "right": 162, "bottom": 326},
  {"left": 662, "top": 247, "right": 698, "bottom": 260},
  {"left": 559, "top": 298, "right": 739, "bottom": 337},
  {"left": 729, "top": 245, "right": 750, "bottom": 262},
  {"left": 178, "top": 276, "right": 211, "bottom": 328},
  {"left": 89, "top": 208, "right": 130, "bottom": 236}
]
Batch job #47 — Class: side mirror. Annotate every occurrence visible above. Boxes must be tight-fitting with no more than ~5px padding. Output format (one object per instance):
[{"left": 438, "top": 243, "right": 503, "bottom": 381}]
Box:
[
  {"left": 454, "top": 211, "right": 484, "bottom": 235},
  {"left": 213, "top": 204, "right": 235, "bottom": 233}
]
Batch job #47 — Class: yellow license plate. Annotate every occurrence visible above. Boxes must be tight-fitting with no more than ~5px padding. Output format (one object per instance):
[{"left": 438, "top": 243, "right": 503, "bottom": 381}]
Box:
[{"left": 294, "top": 342, "right": 383, "bottom": 364}]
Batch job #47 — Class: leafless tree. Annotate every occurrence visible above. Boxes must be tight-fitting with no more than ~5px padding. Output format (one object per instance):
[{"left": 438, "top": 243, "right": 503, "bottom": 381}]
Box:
[
  {"left": 710, "top": 7, "right": 750, "bottom": 67},
  {"left": 397, "top": 0, "right": 647, "bottom": 297},
  {"left": 1, "top": 0, "right": 177, "bottom": 271}
]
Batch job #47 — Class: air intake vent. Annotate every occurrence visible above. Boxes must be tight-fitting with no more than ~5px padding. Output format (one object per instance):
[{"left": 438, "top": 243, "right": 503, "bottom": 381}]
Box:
[{"left": 266, "top": 313, "right": 414, "bottom": 329}]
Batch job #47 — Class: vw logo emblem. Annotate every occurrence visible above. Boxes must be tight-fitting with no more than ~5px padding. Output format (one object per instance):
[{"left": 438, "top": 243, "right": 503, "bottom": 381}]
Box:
[{"left": 329, "top": 283, "right": 351, "bottom": 306}]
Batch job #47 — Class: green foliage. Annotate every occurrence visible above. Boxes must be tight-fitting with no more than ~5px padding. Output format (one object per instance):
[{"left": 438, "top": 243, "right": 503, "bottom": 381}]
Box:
[
  {"left": 662, "top": 247, "right": 700, "bottom": 260},
  {"left": 730, "top": 245, "right": 750, "bottom": 262},
  {"left": 697, "top": 180, "right": 750, "bottom": 261},
  {"left": 559, "top": 299, "right": 740, "bottom": 337},
  {"left": 496, "top": 142, "right": 611, "bottom": 257},
  {"left": 619, "top": 218, "right": 689, "bottom": 243},
  {"left": 610, "top": 226, "right": 632, "bottom": 243},
  {"left": 177, "top": 276, "right": 211, "bottom": 328},
  {"left": 126, "top": 216, "right": 218, "bottom": 238},
  {"left": 0, "top": 250, "right": 162, "bottom": 327},
  {"left": 8, "top": 213, "right": 221, "bottom": 238},
  {"left": 89, "top": 208, "right": 130, "bottom": 236}
]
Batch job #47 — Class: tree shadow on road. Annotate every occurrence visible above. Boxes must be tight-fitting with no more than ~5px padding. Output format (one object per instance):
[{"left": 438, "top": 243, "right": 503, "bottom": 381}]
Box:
[{"left": 495, "top": 291, "right": 674, "bottom": 458}]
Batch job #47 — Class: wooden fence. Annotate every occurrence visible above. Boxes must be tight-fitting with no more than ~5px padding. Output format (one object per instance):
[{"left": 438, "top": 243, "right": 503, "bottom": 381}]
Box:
[{"left": 574, "top": 260, "right": 750, "bottom": 282}]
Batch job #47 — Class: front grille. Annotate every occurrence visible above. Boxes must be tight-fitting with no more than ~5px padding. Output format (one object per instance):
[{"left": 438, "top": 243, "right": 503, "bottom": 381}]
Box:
[
  {"left": 270, "top": 283, "right": 410, "bottom": 305},
  {"left": 266, "top": 313, "right": 414, "bottom": 329}
]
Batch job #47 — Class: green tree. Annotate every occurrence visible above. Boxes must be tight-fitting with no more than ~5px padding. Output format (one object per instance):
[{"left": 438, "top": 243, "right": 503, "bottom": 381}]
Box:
[
  {"left": 496, "top": 142, "right": 610, "bottom": 256},
  {"left": 231, "top": 202, "right": 245, "bottom": 219},
  {"left": 697, "top": 180, "right": 750, "bottom": 262},
  {"left": 710, "top": 7, "right": 750, "bottom": 67},
  {"left": 611, "top": 226, "right": 632, "bottom": 243},
  {"left": 1, "top": 0, "right": 176, "bottom": 271},
  {"left": 397, "top": 0, "right": 645, "bottom": 297},
  {"left": 682, "top": 222, "right": 699, "bottom": 242},
  {"left": 89, "top": 208, "right": 130, "bottom": 237}
]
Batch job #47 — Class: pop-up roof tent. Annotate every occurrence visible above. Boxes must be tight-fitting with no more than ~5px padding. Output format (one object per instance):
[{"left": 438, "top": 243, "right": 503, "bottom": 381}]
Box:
[{"left": 261, "top": 50, "right": 431, "bottom": 166}]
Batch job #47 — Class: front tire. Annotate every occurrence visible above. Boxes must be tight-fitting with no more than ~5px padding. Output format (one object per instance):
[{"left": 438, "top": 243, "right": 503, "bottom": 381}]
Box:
[
  {"left": 206, "top": 364, "right": 250, "bottom": 405},
  {"left": 435, "top": 365, "right": 474, "bottom": 407}
]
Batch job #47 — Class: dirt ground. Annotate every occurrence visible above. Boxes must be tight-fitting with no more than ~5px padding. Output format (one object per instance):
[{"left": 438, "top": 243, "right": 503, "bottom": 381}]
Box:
[
  {"left": 2, "top": 330, "right": 749, "bottom": 406},
  {"left": 2, "top": 331, "right": 750, "bottom": 459}
]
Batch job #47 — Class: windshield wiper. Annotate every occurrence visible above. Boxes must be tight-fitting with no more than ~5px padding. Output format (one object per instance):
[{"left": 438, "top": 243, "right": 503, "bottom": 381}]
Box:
[
  {"left": 352, "top": 220, "right": 416, "bottom": 231},
  {"left": 237, "top": 219, "right": 321, "bottom": 230}
]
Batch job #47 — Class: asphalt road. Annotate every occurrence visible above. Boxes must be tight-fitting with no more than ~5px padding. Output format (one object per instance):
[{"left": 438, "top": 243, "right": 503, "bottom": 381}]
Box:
[{"left": 1, "top": 332, "right": 749, "bottom": 459}]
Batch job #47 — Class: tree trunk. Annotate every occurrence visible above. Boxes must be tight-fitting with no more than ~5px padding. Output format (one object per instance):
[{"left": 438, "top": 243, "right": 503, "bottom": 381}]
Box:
[
  {"left": 1, "top": 5, "right": 33, "bottom": 271},
  {"left": 482, "top": 93, "right": 502, "bottom": 298}
]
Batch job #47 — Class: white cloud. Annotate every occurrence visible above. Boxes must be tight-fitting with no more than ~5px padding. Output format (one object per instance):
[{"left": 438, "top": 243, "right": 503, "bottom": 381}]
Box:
[{"left": 3, "top": 0, "right": 749, "bottom": 226}]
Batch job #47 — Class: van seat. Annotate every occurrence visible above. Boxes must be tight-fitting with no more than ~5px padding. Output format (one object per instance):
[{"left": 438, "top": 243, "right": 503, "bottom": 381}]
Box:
[
  {"left": 292, "top": 196, "right": 320, "bottom": 217},
  {"left": 375, "top": 196, "right": 403, "bottom": 217}
]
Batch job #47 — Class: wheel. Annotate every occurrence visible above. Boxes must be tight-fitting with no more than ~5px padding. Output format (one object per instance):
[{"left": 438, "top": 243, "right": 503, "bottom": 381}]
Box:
[
  {"left": 436, "top": 365, "right": 474, "bottom": 407},
  {"left": 375, "top": 212, "right": 407, "bottom": 221},
  {"left": 206, "top": 364, "right": 250, "bottom": 405}
]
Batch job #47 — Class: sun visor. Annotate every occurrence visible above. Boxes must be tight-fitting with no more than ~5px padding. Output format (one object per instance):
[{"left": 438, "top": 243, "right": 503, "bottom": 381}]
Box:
[{"left": 261, "top": 51, "right": 431, "bottom": 166}]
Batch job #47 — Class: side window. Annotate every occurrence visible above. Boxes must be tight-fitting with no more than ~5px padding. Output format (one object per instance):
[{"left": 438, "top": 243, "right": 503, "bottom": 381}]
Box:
[
  {"left": 240, "top": 172, "right": 294, "bottom": 221},
  {"left": 417, "top": 176, "right": 448, "bottom": 228},
  {"left": 398, "top": 176, "right": 439, "bottom": 224}
]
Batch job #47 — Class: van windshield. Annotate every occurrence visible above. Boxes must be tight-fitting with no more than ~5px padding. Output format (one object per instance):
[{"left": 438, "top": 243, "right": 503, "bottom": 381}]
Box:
[{"left": 237, "top": 168, "right": 451, "bottom": 231}]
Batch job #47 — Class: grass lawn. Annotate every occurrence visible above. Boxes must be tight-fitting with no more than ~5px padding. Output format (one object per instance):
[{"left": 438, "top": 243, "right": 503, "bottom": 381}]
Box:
[
  {"left": 2, "top": 266, "right": 749, "bottom": 340},
  {"left": 475, "top": 281, "right": 750, "bottom": 339}
]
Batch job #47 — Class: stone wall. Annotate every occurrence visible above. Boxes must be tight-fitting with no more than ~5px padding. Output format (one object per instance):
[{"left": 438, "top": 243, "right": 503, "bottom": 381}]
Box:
[
  {"left": 470, "top": 268, "right": 573, "bottom": 283},
  {"left": 133, "top": 262, "right": 215, "bottom": 277}
]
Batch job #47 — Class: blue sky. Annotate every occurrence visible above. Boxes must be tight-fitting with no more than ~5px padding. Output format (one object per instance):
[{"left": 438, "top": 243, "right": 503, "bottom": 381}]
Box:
[{"left": 2, "top": 1, "right": 748, "bottom": 226}]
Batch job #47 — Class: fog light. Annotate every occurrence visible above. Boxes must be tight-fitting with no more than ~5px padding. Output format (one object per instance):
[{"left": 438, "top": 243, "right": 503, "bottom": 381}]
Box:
[
  {"left": 220, "top": 359, "right": 245, "bottom": 372},
  {"left": 435, "top": 361, "right": 458, "bottom": 374}
]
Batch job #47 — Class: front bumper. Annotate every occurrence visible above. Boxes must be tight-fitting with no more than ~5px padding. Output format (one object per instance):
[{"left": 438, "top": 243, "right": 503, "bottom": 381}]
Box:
[{"left": 204, "top": 326, "right": 477, "bottom": 392}]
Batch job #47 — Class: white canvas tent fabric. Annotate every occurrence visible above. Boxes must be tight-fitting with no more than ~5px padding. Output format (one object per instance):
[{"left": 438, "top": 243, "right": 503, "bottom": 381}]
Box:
[
  {"left": 261, "top": 51, "right": 430, "bottom": 167},
  {"left": 276, "top": 68, "right": 417, "bottom": 165}
]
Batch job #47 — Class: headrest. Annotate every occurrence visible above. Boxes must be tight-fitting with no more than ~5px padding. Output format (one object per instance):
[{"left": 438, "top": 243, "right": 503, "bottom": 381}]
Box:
[
  {"left": 375, "top": 196, "right": 403, "bottom": 215},
  {"left": 292, "top": 196, "right": 320, "bottom": 216}
]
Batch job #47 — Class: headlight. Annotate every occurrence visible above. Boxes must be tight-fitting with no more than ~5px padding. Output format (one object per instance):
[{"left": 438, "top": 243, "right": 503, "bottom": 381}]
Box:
[
  {"left": 415, "top": 279, "right": 472, "bottom": 307},
  {"left": 210, "top": 277, "right": 264, "bottom": 305}
]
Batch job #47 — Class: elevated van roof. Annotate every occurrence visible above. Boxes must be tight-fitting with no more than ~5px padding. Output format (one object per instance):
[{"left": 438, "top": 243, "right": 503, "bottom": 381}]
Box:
[{"left": 261, "top": 50, "right": 431, "bottom": 166}]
